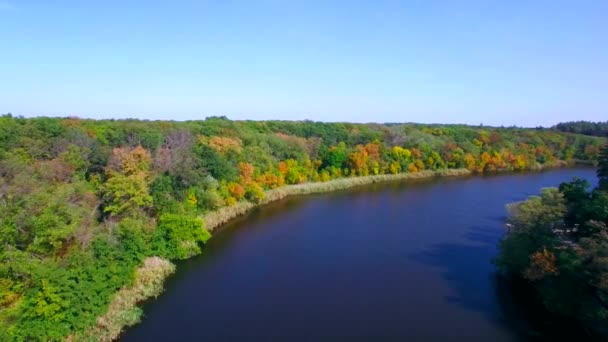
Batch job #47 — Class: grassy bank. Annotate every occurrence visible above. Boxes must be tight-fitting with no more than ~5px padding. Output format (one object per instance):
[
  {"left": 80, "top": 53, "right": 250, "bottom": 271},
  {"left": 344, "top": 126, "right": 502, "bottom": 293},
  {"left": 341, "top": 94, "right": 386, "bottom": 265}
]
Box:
[{"left": 203, "top": 168, "right": 471, "bottom": 231}]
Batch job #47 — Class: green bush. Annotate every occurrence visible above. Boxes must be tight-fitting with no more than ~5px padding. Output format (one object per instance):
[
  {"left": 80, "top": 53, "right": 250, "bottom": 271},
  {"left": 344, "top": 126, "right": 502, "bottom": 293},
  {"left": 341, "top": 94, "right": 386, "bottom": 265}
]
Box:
[{"left": 151, "top": 214, "right": 212, "bottom": 260}]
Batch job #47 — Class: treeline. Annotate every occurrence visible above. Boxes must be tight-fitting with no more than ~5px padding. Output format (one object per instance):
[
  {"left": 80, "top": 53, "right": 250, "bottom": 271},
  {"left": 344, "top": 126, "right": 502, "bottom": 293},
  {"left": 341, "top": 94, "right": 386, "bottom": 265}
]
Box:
[
  {"left": 553, "top": 121, "right": 608, "bottom": 137},
  {"left": 0, "top": 114, "right": 605, "bottom": 340},
  {"left": 496, "top": 145, "right": 608, "bottom": 337}
]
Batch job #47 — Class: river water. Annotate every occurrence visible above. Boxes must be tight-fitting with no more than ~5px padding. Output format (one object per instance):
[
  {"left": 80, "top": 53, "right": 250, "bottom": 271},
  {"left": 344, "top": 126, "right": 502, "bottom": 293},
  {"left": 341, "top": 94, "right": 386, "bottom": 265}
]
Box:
[{"left": 121, "top": 168, "right": 597, "bottom": 341}]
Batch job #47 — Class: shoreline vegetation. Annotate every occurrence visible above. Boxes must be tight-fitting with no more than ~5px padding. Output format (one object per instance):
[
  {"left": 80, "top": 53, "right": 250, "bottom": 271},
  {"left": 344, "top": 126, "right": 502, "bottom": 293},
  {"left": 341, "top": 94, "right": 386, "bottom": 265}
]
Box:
[
  {"left": 495, "top": 147, "right": 608, "bottom": 338},
  {"left": 204, "top": 160, "right": 599, "bottom": 233},
  {"left": 203, "top": 168, "right": 471, "bottom": 231},
  {"left": 99, "top": 161, "right": 588, "bottom": 341},
  {"left": 73, "top": 257, "right": 175, "bottom": 342},
  {"left": 1, "top": 115, "right": 605, "bottom": 341}
]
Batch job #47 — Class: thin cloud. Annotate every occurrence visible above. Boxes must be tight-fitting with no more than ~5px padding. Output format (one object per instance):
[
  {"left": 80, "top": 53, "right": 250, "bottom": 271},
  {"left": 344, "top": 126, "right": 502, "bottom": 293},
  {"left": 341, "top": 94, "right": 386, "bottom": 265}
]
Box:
[{"left": 0, "top": 1, "right": 15, "bottom": 11}]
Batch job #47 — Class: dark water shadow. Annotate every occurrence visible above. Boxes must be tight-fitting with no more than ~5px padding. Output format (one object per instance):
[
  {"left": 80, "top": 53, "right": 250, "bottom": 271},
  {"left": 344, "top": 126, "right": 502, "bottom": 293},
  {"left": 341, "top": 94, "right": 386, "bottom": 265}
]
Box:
[
  {"left": 411, "top": 224, "right": 594, "bottom": 341},
  {"left": 410, "top": 225, "right": 499, "bottom": 314}
]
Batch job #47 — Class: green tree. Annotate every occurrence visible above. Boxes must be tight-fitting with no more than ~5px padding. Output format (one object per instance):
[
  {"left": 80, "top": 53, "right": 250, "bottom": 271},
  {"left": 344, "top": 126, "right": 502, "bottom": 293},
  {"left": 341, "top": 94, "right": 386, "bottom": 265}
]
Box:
[
  {"left": 102, "top": 146, "right": 153, "bottom": 217},
  {"left": 152, "top": 214, "right": 212, "bottom": 260},
  {"left": 496, "top": 188, "right": 566, "bottom": 276},
  {"left": 598, "top": 144, "right": 608, "bottom": 190}
]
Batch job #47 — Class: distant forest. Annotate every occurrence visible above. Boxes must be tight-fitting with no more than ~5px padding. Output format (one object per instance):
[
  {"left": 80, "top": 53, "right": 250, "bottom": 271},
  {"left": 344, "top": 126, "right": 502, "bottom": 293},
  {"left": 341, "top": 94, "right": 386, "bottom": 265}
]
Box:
[{"left": 553, "top": 121, "right": 608, "bottom": 137}]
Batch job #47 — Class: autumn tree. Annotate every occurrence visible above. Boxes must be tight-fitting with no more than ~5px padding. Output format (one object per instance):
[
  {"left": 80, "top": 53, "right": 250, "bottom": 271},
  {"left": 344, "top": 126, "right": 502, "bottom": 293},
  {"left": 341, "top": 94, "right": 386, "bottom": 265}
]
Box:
[
  {"left": 238, "top": 162, "right": 255, "bottom": 185},
  {"left": 102, "top": 146, "right": 153, "bottom": 218},
  {"left": 523, "top": 248, "right": 559, "bottom": 281},
  {"left": 154, "top": 130, "right": 203, "bottom": 189},
  {"left": 392, "top": 146, "right": 411, "bottom": 170}
]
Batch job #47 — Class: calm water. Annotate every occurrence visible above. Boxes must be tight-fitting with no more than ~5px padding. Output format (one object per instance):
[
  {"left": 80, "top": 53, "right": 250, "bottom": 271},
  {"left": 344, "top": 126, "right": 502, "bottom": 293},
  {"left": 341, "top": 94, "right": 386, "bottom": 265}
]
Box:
[{"left": 122, "top": 168, "right": 597, "bottom": 341}]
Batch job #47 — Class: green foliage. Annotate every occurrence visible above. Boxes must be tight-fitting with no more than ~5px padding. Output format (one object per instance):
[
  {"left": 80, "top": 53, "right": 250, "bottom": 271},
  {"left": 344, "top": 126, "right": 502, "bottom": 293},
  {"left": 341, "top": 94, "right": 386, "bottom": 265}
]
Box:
[
  {"left": 152, "top": 214, "right": 212, "bottom": 260},
  {"left": 320, "top": 142, "right": 348, "bottom": 170},
  {"left": 559, "top": 177, "right": 593, "bottom": 228},
  {"left": 497, "top": 164, "right": 608, "bottom": 336},
  {"left": 150, "top": 174, "right": 180, "bottom": 214},
  {"left": 506, "top": 188, "right": 566, "bottom": 234},
  {"left": 102, "top": 171, "right": 153, "bottom": 217},
  {"left": 195, "top": 144, "right": 238, "bottom": 182},
  {"left": 554, "top": 121, "right": 608, "bottom": 137},
  {"left": 102, "top": 146, "right": 153, "bottom": 217},
  {"left": 598, "top": 144, "right": 608, "bottom": 190}
]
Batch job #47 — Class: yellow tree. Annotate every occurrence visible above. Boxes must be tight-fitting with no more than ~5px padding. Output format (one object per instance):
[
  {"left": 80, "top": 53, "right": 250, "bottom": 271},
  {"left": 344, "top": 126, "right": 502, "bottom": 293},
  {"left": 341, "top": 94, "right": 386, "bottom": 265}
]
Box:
[{"left": 102, "top": 146, "right": 153, "bottom": 217}]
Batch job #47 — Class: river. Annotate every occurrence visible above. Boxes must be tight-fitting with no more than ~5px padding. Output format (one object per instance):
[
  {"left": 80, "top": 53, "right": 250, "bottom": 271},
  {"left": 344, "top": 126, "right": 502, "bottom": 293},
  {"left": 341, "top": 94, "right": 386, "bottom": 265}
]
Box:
[{"left": 121, "top": 168, "right": 597, "bottom": 341}]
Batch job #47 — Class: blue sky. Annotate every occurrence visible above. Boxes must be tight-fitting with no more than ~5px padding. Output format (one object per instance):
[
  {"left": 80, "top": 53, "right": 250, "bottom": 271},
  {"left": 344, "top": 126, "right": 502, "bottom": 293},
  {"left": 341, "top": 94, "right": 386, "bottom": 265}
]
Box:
[{"left": 1, "top": 0, "right": 606, "bottom": 126}]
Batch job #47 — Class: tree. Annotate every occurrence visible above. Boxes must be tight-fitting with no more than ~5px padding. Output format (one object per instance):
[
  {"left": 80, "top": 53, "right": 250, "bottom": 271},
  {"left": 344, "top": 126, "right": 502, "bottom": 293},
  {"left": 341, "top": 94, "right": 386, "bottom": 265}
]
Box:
[
  {"left": 238, "top": 162, "right": 255, "bottom": 184},
  {"left": 245, "top": 183, "right": 265, "bottom": 203},
  {"left": 559, "top": 177, "right": 592, "bottom": 228},
  {"left": 154, "top": 130, "right": 203, "bottom": 189},
  {"left": 506, "top": 187, "right": 566, "bottom": 234},
  {"left": 195, "top": 144, "right": 238, "bottom": 182},
  {"left": 102, "top": 146, "right": 153, "bottom": 218},
  {"left": 320, "top": 142, "right": 347, "bottom": 170},
  {"left": 151, "top": 214, "right": 211, "bottom": 260},
  {"left": 598, "top": 144, "right": 608, "bottom": 190}
]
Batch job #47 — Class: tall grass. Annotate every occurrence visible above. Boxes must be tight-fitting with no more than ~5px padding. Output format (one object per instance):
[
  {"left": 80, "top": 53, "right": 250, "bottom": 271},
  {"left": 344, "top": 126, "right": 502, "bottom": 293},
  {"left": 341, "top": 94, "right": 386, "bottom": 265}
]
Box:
[
  {"left": 203, "top": 168, "right": 471, "bottom": 231},
  {"left": 73, "top": 257, "right": 175, "bottom": 342}
]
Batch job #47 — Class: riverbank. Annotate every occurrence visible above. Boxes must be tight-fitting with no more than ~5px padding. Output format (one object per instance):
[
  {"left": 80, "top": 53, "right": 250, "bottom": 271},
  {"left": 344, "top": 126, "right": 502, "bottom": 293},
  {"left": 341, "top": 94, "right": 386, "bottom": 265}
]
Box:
[
  {"left": 203, "top": 168, "right": 472, "bottom": 231},
  {"left": 203, "top": 160, "right": 595, "bottom": 232},
  {"left": 84, "top": 168, "right": 469, "bottom": 341},
  {"left": 90, "top": 163, "right": 587, "bottom": 341}
]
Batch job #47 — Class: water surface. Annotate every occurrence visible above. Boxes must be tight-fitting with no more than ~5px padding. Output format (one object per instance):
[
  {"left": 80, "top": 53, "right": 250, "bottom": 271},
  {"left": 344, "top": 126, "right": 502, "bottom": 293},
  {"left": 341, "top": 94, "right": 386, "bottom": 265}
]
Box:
[{"left": 122, "top": 168, "right": 597, "bottom": 341}]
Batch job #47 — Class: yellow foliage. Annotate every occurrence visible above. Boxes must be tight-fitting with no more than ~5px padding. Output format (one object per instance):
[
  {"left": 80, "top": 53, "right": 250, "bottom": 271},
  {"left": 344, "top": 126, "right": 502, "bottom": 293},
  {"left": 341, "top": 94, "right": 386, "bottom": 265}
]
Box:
[
  {"left": 389, "top": 161, "right": 401, "bottom": 174},
  {"left": 227, "top": 182, "right": 245, "bottom": 200},
  {"left": 372, "top": 161, "right": 380, "bottom": 175},
  {"left": 187, "top": 192, "right": 197, "bottom": 206},
  {"left": 207, "top": 136, "right": 242, "bottom": 153},
  {"left": 392, "top": 146, "right": 412, "bottom": 160},
  {"left": 320, "top": 170, "right": 331, "bottom": 182}
]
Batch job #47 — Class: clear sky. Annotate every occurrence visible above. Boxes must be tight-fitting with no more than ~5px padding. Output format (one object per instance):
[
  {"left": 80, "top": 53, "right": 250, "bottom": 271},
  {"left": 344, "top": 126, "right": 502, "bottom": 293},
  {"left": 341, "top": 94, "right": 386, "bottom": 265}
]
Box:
[{"left": 1, "top": 0, "right": 606, "bottom": 126}]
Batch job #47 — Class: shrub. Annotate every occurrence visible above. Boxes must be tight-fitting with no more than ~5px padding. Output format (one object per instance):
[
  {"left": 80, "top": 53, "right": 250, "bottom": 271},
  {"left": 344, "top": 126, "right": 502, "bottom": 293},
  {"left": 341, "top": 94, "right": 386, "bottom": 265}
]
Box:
[
  {"left": 151, "top": 214, "right": 212, "bottom": 260},
  {"left": 245, "top": 183, "right": 266, "bottom": 203}
]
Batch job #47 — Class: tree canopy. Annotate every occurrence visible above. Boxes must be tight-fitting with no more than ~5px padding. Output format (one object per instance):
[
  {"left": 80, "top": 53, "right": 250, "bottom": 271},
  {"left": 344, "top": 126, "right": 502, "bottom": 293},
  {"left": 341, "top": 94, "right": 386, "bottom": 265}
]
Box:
[
  {"left": 553, "top": 121, "right": 608, "bottom": 138},
  {"left": 497, "top": 157, "right": 608, "bottom": 337}
]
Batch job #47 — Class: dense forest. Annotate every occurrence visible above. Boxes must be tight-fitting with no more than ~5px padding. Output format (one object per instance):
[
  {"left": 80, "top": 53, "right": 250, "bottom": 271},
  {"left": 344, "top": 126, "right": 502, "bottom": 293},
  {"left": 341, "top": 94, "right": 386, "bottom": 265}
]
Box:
[
  {"left": 0, "top": 114, "right": 605, "bottom": 340},
  {"left": 553, "top": 121, "right": 608, "bottom": 137},
  {"left": 496, "top": 145, "right": 608, "bottom": 337}
]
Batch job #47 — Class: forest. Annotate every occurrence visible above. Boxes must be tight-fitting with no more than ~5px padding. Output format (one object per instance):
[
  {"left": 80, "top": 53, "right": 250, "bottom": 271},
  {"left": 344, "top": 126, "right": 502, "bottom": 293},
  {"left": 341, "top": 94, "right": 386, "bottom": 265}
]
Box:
[
  {"left": 0, "top": 114, "right": 605, "bottom": 340},
  {"left": 496, "top": 145, "right": 608, "bottom": 337},
  {"left": 553, "top": 121, "right": 608, "bottom": 137}
]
